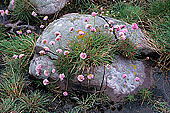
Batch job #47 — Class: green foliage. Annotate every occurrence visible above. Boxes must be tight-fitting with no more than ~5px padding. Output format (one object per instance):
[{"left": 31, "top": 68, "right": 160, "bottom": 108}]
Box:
[
  {"left": 152, "top": 100, "right": 170, "bottom": 113},
  {"left": 11, "top": 0, "right": 39, "bottom": 24},
  {"left": 18, "top": 91, "right": 49, "bottom": 113},
  {"left": 0, "top": 24, "right": 7, "bottom": 40},
  {"left": 125, "top": 94, "right": 136, "bottom": 103},
  {"left": 55, "top": 33, "right": 115, "bottom": 78},
  {"left": 0, "top": 33, "right": 39, "bottom": 68},
  {"left": 115, "top": 38, "right": 139, "bottom": 60},
  {"left": 138, "top": 88, "right": 153, "bottom": 105}
]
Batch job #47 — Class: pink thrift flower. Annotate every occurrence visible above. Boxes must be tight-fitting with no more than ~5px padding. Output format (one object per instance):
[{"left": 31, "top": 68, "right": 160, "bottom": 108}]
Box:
[
  {"left": 120, "top": 25, "right": 125, "bottom": 29},
  {"left": 54, "top": 31, "right": 60, "bottom": 36},
  {"left": 36, "top": 64, "right": 42, "bottom": 70},
  {"left": 56, "top": 49, "right": 62, "bottom": 53},
  {"left": 92, "top": 12, "right": 97, "bottom": 17},
  {"left": 84, "top": 17, "right": 89, "bottom": 22},
  {"left": 42, "top": 39, "right": 47, "bottom": 44},
  {"left": 131, "top": 23, "right": 138, "bottom": 30},
  {"left": 108, "top": 20, "right": 114, "bottom": 25},
  {"left": 69, "top": 27, "right": 74, "bottom": 31},
  {"left": 59, "top": 73, "right": 65, "bottom": 81},
  {"left": 26, "top": 30, "right": 31, "bottom": 34},
  {"left": 0, "top": 10, "right": 5, "bottom": 16},
  {"left": 146, "top": 57, "right": 149, "bottom": 60},
  {"left": 114, "top": 25, "right": 120, "bottom": 31},
  {"left": 36, "top": 70, "right": 40, "bottom": 76},
  {"left": 106, "top": 64, "right": 111, "bottom": 69},
  {"left": 5, "top": 10, "right": 9, "bottom": 15},
  {"left": 16, "top": 30, "right": 22, "bottom": 35},
  {"left": 121, "top": 35, "right": 126, "bottom": 40},
  {"left": 78, "top": 31, "right": 84, "bottom": 35},
  {"left": 123, "top": 29, "right": 128, "bottom": 33},
  {"left": 104, "top": 24, "right": 109, "bottom": 28},
  {"left": 90, "top": 27, "right": 96, "bottom": 32},
  {"left": 56, "top": 35, "right": 61, "bottom": 41},
  {"left": 119, "top": 32, "right": 124, "bottom": 36},
  {"left": 63, "top": 91, "right": 68, "bottom": 96},
  {"left": 32, "top": 11, "right": 37, "bottom": 17},
  {"left": 134, "top": 77, "right": 140, "bottom": 82},
  {"left": 85, "top": 24, "right": 91, "bottom": 29},
  {"left": 44, "top": 70, "right": 48, "bottom": 76},
  {"left": 39, "top": 50, "right": 45, "bottom": 55},
  {"left": 100, "top": 7, "right": 103, "bottom": 11},
  {"left": 123, "top": 82, "right": 126, "bottom": 87},
  {"left": 87, "top": 74, "right": 94, "bottom": 80},
  {"left": 122, "top": 74, "right": 127, "bottom": 78},
  {"left": 43, "top": 79, "right": 49, "bottom": 85},
  {"left": 64, "top": 51, "right": 70, "bottom": 55},
  {"left": 43, "top": 16, "right": 48, "bottom": 20},
  {"left": 109, "top": 28, "right": 113, "bottom": 32},
  {"left": 77, "top": 75, "right": 85, "bottom": 82},
  {"left": 44, "top": 47, "right": 49, "bottom": 51},
  {"left": 80, "top": 53, "right": 87, "bottom": 59},
  {"left": 11, "top": 0, "right": 14, "bottom": 5},
  {"left": 52, "top": 68, "right": 56, "bottom": 73},
  {"left": 19, "top": 54, "right": 24, "bottom": 59},
  {"left": 40, "top": 25, "right": 44, "bottom": 29},
  {"left": 12, "top": 55, "right": 18, "bottom": 59},
  {"left": 49, "top": 41, "right": 55, "bottom": 45}
]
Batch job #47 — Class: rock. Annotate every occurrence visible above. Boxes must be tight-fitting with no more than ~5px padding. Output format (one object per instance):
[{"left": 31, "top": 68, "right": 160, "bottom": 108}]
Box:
[
  {"left": 103, "top": 16, "right": 154, "bottom": 55},
  {"left": 8, "top": 0, "right": 69, "bottom": 15},
  {"left": 29, "top": 13, "right": 152, "bottom": 101}
]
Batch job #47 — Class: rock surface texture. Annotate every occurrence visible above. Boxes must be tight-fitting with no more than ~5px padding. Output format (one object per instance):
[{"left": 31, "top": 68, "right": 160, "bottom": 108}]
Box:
[
  {"left": 29, "top": 13, "right": 153, "bottom": 101},
  {"left": 8, "top": 0, "right": 69, "bottom": 15}
]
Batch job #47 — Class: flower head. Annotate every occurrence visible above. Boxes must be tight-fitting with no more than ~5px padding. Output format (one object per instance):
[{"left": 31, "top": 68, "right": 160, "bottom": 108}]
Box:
[
  {"left": 43, "top": 79, "right": 49, "bottom": 85},
  {"left": 12, "top": 55, "right": 18, "bottom": 59},
  {"left": 85, "top": 24, "right": 91, "bottom": 29},
  {"left": 104, "top": 24, "right": 109, "bottom": 28},
  {"left": 26, "top": 30, "right": 31, "bottom": 34},
  {"left": 80, "top": 53, "right": 87, "bottom": 59},
  {"left": 78, "top": 31, "right": 84, "bottom": 35},
  {"left": 5, "top": 10, "right": 9, "bottom": 15},
  {"left": 36, "top": 70, "right": 40, "bottom": 76},
  {"left": 64, "top": 51, "right": 70, "bottom": 55},
  {"left": 119, "top": 32, "right": 124, "bottom": 36},
  {"left": 92, "top": 12, "right": 97, "bottom": 17},
  {"left": 131, "top": 23, "right": 138, "bottom": 30},
  {"left": 10, "top": 0, "right": 14, "bottom": 5},
  {"left": 54, "top": 31, "right": 60, "bottom": 36},
  {"left": 19, "top": 54, "right": 24, "bottom": 59},
  {"left": 87, "top": 74, "right": 94, "bottom": 80},
  {"left": 106, "top": 64, "right": 111, "bottom": 69},
  {"left": 114, "top": 25, "right": 120, "bottom": 31},
  {"left": 43, "top": 16, "right": 48, "bottom": 20},
  {"left": 120, "top": 25, "right": 125, "bottom": 29},
  {"left": 35, "top": 64, "right": 42, "bottom": 70},
  {"left": 39, "top": 50, "right": 45, "bottom": 55},
  {"left": 49, "top": 41, "right": 55, "bottom": 45},
  {"left": 32, "top": 11, "right": 37, "bottom": 17},
  {"left": 16, "top": 30, "right": 22, "bottom": 35},
  {"left": 52, "top": 68, "right": 56, "bottom": 73},
  {"left": 109, "top": 28, "right": 113, "bottom": 32},
  {"left": 44, "top": 70, "right": 48, "bottom": 76},
  {"left": 84, "top": 17, "right": 89, "bottom": 22},
  {"left": 122, "top": 74, "right": 127, "bottom": 78},
  {"left": 134, "top": 77, "right": 140, "bottom": 82},
  {"left": 56, "top": 49, "right": 62, "bottom": 53},
  {"left": 40, "top": 25, "right": 44, "bottom": 29},
  {"left": 56, "top": 35, "right": 61, "bottom": 41},
  {"left": 90, "top": 27, "right": 96, "bottom": 32},
  {"left": 108, "top": 20, "right": 114, "bottom": 25},
  {"left": 44, "top": 47, "right": 49, "bottom": 51},
  {"left": 69, "top": 27, "right": 74, "bottom": 32},
  {"left": 77, "top": 75, "right": 85, "bottom": 82},
  {"left": 42, "top": 39, "right": 47, "bottom": 44},
  {"left": 146, "top": 57, "right": 149, "bottom": 60},
  {"left": 0, "top": 10, "right": 5, "bottom": 16},
  {"left": 59, "top": 73, "right": 65, "bottom": 81},
  {"left": 63, "top": 91, "right": 68, "bottom": 96}
]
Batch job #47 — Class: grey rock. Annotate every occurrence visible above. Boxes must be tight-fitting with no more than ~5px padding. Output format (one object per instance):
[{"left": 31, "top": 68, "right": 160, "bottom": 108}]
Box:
[
  {"left": 8, "top": 0, "right": 69, "bottom": 15},
  {"left": 29, "top": 13, "right": 152, "bottom": 101}
]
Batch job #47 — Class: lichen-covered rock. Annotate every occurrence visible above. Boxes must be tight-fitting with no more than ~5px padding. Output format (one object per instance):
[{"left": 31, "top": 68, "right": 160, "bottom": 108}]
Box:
[
  {"left": 8, "top": 0, "right": 69, "bottom": 15},
  {"left": 29, "top": 13, "right": 153, "bottom": 101}
]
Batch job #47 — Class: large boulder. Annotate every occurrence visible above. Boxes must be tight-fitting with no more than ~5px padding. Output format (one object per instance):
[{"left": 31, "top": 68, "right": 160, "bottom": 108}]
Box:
[
  {"left": 29, "top": 13, "right": 153, "bottom": 101},
  {"left": 8, "top": 0, "right": 69, "bottom": 15}
]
